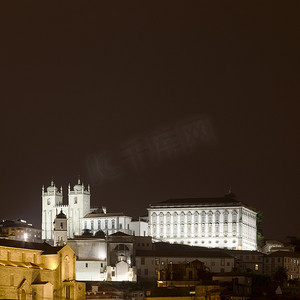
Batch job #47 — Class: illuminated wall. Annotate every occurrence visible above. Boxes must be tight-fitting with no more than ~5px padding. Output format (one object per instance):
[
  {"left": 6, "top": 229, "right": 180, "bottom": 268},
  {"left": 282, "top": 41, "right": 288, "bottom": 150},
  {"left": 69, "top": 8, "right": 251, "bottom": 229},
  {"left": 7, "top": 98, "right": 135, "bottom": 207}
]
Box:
[{"left": 148, "top": 204, "right": 257, "bottom": 250}]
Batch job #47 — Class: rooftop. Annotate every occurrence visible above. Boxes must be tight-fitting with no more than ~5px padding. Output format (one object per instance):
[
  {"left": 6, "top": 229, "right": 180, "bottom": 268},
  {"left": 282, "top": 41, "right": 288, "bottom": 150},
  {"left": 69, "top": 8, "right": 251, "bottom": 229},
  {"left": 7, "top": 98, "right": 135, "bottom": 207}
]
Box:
[
  {"left": 84, "top": 212, "right": 127, "bottom": 218},
  {"left": 149, "top": 193, "right": 254, "bottom": 211},
  {"left": 0, "top": 239, "right": 63, "bottom": 254}
]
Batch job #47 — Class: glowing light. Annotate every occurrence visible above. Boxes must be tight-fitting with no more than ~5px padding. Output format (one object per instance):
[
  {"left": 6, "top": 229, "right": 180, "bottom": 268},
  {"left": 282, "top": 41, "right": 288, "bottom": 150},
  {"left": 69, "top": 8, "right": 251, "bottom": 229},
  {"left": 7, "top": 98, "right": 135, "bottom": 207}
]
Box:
[{"left": 24, "top": 233, "right": 28, "bottom": 240}]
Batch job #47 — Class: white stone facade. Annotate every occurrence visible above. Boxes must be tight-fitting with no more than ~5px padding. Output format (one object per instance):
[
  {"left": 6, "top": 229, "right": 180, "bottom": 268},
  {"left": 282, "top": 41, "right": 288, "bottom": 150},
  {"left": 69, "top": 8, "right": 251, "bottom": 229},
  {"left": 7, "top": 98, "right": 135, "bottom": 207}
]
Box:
[
  {"left": 42, "top": 180, "right": 91, "bottom": 241},
  {"left": 42, "top": 180, "right": 148, "bottom": 243},
  {"left": 148, "top": 195, "right": 257, "bottom": 250}
]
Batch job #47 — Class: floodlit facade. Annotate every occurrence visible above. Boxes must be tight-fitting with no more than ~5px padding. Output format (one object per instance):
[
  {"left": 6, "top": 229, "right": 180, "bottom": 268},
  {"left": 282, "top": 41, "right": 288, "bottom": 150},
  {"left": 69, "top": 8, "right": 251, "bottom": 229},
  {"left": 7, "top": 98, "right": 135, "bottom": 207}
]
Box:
[
  {"left": 68, "top": 232, "right": 137, "bottom": 282},
  {"left": 148, "top": 193, "right": 257, "bottom": 250},
  {"left": 0, "top": 239, "right": 85, "bottom": 300},
  {"left": 42, "top": 179, "right": 148, "bottom": 243}
]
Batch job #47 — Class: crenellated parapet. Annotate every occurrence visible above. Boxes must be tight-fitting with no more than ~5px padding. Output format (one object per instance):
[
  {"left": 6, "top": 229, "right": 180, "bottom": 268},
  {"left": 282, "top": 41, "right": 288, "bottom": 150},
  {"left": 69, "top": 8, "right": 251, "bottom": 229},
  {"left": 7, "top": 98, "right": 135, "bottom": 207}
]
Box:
[{"left": 55, "top": 204, "right": 69, "bottom": 208}]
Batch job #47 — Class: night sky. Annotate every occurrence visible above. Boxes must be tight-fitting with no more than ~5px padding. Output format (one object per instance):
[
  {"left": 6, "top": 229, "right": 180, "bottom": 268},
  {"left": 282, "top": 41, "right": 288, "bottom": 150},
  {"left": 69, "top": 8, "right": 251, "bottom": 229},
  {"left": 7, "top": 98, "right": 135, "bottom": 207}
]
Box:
[{"left": 0, "top": 1, "right": 299, "bottom": 240}]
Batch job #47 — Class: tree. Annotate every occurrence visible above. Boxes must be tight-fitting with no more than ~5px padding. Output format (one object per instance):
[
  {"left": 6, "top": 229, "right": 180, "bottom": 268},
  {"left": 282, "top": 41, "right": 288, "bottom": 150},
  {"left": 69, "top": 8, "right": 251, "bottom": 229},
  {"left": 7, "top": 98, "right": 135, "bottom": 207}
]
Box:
[
  {"left": 256, "top": 211, "right": 264, "bottom": 249},
  {"left": 274, "top": 266, "right": 288, "bottom": 287}
]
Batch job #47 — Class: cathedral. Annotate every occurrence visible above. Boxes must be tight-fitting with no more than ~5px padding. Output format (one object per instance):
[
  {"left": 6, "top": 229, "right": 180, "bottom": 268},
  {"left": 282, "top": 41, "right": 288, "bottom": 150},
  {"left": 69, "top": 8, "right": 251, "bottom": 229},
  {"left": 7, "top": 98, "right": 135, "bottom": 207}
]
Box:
[{"left": 42, "top": 180, "right": 148, "bottom": 245}]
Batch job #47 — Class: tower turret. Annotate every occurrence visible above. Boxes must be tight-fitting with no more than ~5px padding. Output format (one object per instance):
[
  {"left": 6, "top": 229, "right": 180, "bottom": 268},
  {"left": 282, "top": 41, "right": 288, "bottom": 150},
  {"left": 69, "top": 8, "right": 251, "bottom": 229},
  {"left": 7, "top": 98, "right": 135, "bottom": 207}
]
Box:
[
  {"left": 53, "top": 210, "right": 67, "bottom": 246},
  {"left": 42, "top": 180, "right": 63, "bottom": 241},
  {"left": 68, "top": 179, "right": 91, "bottom": 237}
]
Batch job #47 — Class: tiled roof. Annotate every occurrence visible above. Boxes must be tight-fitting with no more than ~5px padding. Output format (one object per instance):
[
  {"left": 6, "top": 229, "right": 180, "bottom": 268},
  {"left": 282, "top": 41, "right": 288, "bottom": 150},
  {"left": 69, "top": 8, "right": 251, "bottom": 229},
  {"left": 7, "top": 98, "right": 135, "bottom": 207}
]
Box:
[
  {"left": 136, "top": 249, "right": 234, "bottom": 259},
  {"left": 84, "top": 212, "right": 126, "bottom": 218},
  {"left": 0, "top": 239, "right": 62, "bottom": 254},
  {"left": 149, "top": 194, "right": 252, "bottom": 209}
]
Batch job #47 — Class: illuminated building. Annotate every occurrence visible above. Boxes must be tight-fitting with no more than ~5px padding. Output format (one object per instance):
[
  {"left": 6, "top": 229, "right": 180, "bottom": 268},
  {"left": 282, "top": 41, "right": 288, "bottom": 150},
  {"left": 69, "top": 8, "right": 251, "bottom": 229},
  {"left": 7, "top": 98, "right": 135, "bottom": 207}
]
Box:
[
  {"left": 42, "top": 179, "right": 148, "bottom": 243},
  {"left": 148, "top": 192, "right": 257, "bottom": 250},
  {"left": 0, "top": 239, "right": 85, "bottom": 299},
  {"left": 0, "top": 219, "right": 42, "bottom": 243},
  {"left": 68, "top": 231, "right": 137, "bottom": 282}
]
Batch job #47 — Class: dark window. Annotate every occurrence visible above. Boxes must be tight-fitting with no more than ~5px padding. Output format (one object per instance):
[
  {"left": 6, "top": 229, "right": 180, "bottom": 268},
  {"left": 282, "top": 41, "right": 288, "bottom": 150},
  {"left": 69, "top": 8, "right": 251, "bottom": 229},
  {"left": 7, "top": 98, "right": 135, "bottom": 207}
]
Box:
[
  {"left": 144, "top": 268, "right": 148, "bottom": 275},
  {"left": 141, "top": 257, "right": 145, "bottom": 265},
  {"left": 85, "top": 263, "right": 88, "bottom": 268},
  {"left": 66, "top": 286, "right": 70, "bottom": 299}
]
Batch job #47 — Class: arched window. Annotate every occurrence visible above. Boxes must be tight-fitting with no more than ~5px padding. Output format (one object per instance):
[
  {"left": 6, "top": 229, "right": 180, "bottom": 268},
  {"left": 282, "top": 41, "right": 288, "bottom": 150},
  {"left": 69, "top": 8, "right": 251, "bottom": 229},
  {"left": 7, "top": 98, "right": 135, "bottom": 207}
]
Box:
[
  {"left": 232, "top": 210, "right": 238, "bottom": 222},
  {"left": 208, "top": 211, "right": 213, "bottom": 223},
  {"left": 159, "top": 212, "right": 164, "bottom": 224},
  {"left": 180, "top": 212, "right": 185, "bottom": 222},
  {"left": 187, "top": 211, "right": 192, "bottom": 222},
  {"left": 215, "top": 211, "right": 220, "bottom": 223},
  {"left": 166, "top": 212, "right": 171, "bottom": 223},
  {"left": 224, "top": 210, "right": 229, "bottom": 223},
  {"left": 173, "top": 212, "right": 178, "bottom": 224},
  {"left": 201, "top": 211, "right": 206, "bottom": 223},
  {"left": 152, "top": 213, "right": 157, "bottom": 224},
  {"left": 194, "top": 211, "right": 199, "bottom": 222}
]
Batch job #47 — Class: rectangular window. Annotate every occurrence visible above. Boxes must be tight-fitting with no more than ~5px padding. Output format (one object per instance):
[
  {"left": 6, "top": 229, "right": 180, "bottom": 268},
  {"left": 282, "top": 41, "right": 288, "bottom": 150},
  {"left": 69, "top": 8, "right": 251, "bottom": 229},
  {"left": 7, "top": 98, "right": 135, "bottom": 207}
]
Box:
[
  {"left": 84, "top": 221, "right": 87, "bottom": 230},
  {"left": 112, "top": 220, "right": 115, "bottom": 229},
  {"left": 98, "top": 220, "right": 101, "bottom": 229},
  {"left": 86, "top": 263, "right": 88, "bottom": 268},
  {"left": 141, "top": 257, "right": 145, "bottom": 265},
  {"left": 60, "top": 222, "right": 63, "bottom": 229},
  {"left": 66, "top": 286, "right": 70, "bottom": 299},
  {"left": 120, "top": 224, "right": 123, "bottom": 229},
  {"left": 112, "top": 271, "right": 115, "bottom": 276},
  {"left": 91, "top": 221, "right": 94, "bottom": 230},
  {"left": 144, "top": 268, "right": 148, "bottom": 275},
  {"left": 255, "top": 264, "right": 259, "bottom": 271},
  {"left": 10, "top": 274, "right": 14, "bottom": 286},
  {"left": 105, "top": 220, "right": 108, "bottom": 229}
]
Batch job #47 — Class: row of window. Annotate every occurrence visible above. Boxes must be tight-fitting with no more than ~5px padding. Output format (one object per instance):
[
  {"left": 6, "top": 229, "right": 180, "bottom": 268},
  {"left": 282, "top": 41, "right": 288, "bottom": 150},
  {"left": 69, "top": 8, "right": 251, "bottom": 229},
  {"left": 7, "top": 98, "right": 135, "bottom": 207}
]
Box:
[
  {"left": 84, "top": 220, "right": 124, "bottom": 230},
  {"left": 152, "top": 223, "right": 237, "bottom": 234},
  {"left": 152, "top": 210, "right": 239, "bottom": 223}
]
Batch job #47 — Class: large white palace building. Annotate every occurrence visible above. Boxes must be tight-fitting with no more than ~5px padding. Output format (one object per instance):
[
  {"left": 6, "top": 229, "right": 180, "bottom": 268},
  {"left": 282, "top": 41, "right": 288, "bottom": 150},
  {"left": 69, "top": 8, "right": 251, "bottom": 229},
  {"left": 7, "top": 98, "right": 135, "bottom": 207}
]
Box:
[{"left": 147, "top": 192, "right": 257, "bottom": 250}]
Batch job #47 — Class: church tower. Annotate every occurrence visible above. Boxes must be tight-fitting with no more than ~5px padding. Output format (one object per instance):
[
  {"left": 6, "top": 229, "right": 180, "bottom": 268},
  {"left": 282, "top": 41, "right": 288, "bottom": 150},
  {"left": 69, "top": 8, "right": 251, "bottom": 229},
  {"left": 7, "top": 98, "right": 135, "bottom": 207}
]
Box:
[
  {"left": 68, "top": 179, "right": 91, "bottom": 237},
  {"left": 53, "top": 210, "right": 68, "bottom": 246},
  {"left": 42, "top": 181, "right": 63, "bottom": 241}
]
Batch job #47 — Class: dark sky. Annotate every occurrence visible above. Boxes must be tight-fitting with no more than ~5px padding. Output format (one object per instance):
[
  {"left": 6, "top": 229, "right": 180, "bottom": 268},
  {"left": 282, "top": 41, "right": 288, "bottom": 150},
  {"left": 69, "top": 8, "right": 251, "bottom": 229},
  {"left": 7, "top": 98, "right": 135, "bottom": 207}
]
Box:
[{"left": 0, "top": 1, "right": 299, "bottom": 240}]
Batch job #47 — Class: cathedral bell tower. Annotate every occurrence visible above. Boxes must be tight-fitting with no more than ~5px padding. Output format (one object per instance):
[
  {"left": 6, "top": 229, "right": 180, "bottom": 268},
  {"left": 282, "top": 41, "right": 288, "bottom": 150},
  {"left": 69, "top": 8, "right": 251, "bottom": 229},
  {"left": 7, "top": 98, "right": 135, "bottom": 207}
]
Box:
[
  {"left": 42, "top": 181, "right": 63, "bottom": 241},
  {"left": 68, "top": 179, "right": 91, "bottom": 237}
]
